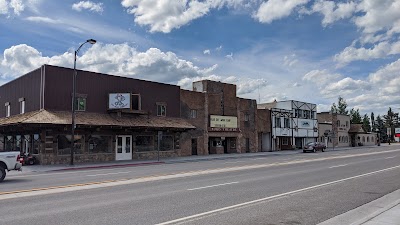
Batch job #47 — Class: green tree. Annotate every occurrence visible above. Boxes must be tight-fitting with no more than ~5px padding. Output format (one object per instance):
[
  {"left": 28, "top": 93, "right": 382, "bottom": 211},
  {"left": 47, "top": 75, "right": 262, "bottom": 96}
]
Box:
[
  {"left": 371, "top": 112, "right": 375, "bottom": 130},
  {"left": 375, "top": 115, "right": 386, "bottom": 142},
  {"left": 349, "top": 108, "right": 362, "bottom": 124},
  {"left": 330, "top": 96, "right": 349, "bottom": 115},
  {"left": 362, "top": 114, "right": 371, "bottom": 132},
  {"left": 383, "top": 107, "right": 399, "bottom": 141}
]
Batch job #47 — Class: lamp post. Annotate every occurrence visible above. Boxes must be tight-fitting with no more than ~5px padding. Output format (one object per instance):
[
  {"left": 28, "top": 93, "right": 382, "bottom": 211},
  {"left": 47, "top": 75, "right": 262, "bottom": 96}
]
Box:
[{"left": 71, "top": 39, "right": 96, "bottom": 165}]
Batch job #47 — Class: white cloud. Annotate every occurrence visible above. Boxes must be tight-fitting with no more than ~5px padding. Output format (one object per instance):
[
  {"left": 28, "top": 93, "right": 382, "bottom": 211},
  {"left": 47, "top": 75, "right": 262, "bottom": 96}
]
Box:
[
  {"left": 72, "top": 1, "right": 103, "bottom": 13},
  {"left": 225, "top": 52, "right": 233, "bottom": 60},
  {"left": 25, "top": 16, "right": 61, "bottom": 24},
  {"left": 0, "top": 0, "right": 9, "bottom": 15},
  {"left": 321, "top": 77, "right": 371, "bottom": 97},
  {"left": 216, "top": 45, "right": 223, "bottom": 51},
  {"left": 368, "top": 58, "right": 400, "bottom": 95},
  {"left": 308, "top": 0, "right": 356, "bottom": 26},
  {"left": 334, "top": 41, "right": 400, "bottom": 66},
  {"left": 0, "top": 0, "right": 42, "bottom": 16},
  {"left": 283, "top": 54, "right": 298, "bottom": 67},
  {"left": 254, "top": 0, "right": 309, "bottom": 23},
  {"left": 9, "top": 0, "right": 24, "bottom": 15},
  {"left": 0, "top": 43, "right": 219, "bottom": 84},
  {"left": 121, "top": 0, "right": 249, "bottom": 33},
  {"left": 203, "top": 49, "right": 210, "bottom": 55},
  {"left": 302, "top": 69, "right": 342, "bottom": 86}
]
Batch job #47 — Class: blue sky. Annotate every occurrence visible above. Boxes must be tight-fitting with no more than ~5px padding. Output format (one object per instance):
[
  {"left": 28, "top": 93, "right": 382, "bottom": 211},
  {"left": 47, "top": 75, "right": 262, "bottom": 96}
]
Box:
[{"left": 1, "top": 0, "right": 400, "bottom": 116}]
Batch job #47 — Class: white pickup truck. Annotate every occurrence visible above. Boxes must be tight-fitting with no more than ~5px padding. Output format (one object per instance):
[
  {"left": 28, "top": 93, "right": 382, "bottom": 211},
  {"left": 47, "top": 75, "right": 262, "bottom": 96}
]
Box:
[{"left": 0, "top": 151, "right": 22, "bottom": 182}]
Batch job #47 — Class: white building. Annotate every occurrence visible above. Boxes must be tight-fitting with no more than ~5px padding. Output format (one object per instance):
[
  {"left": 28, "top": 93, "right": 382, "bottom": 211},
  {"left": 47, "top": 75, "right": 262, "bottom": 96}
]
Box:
[{"left": 258, "top": 100, "right": 318, "bottom": 150}]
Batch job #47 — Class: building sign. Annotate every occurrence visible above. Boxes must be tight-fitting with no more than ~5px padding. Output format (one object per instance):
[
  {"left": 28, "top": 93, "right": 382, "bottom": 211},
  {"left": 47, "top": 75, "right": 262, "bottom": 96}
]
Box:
[
  {"left": 109, "top": 93, "right": 131, "bottom": 109},
  {"left": 208, "top": 127, "right": 239, "bottom": 132},
  {"left": 209, "top": 115, "right": 238, "bottom": 131},
  {"left": 395, "top": 128, "right": 400, "bottom": 134},
  {"left": 298, "top": 119, "right": 313, "bottom": 128}
]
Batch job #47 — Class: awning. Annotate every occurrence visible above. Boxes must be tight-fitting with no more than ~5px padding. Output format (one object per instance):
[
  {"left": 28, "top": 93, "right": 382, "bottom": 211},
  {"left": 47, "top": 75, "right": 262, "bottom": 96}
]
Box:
[{"left": 0, "top": 110, "right": 196, "bottom": 130}]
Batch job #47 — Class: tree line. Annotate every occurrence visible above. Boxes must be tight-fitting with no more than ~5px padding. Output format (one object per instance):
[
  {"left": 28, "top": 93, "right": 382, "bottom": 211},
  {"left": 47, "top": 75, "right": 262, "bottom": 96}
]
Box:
[{"left": 330, "top": 96, "right": 399, "bottom": 142}]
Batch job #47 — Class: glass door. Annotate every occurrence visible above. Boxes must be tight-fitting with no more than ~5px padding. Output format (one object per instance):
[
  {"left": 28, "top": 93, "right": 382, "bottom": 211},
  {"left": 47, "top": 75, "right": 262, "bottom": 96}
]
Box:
[{"left": 115, "top": 135, "right": 132, "bottom": 161}]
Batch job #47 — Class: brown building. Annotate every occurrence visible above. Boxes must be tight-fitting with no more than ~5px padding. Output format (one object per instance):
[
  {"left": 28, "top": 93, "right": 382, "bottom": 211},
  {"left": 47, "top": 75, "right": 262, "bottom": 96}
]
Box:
[
  {"left": 180, "top": 80, "right": 260, "bottom": 155},
  {"left": 317, "top": 112, "right": 350, "bottom": 147},
  {"left": 0, "top": 65, "right": 194, "bottom": 164}
]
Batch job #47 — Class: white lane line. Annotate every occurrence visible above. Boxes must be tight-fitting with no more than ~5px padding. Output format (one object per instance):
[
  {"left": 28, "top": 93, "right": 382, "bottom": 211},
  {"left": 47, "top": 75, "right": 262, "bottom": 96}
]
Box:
[
  {"left": 385, "top": 156, "right": 396, "bottom": 159},
  {"left": 329, "top": 164, "right": 348, "bottom": 169},
  {"left": 187, "top": 182, "right": 239, "bottom": 191},
  {"left": 224, "top": 161, "right": 246, "bottom": 164},
  {"left": 156, "top": 165, "right": 400, "bottom": 225},
  {"left": 86, "top": 171, "right": 131, "bottom": 177}
]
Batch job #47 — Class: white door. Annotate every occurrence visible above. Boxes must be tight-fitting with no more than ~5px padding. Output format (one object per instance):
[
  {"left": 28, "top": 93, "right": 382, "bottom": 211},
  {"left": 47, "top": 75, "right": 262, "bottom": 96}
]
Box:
[{"left": 116, "top": 135, "right": 132, "bottom": 161}]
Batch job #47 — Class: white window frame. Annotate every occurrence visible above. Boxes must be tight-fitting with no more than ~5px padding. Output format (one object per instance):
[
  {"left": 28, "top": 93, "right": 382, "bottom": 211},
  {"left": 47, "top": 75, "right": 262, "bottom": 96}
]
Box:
[
  {"left": 157, "top": 103, "right": 167, "bottom": 117},
  {"left": 282, "top": 137, "right": 288, "bottom": 145},
  {"left": 190, "top": 109, "right": 197, "bottom": 118},
  {"left": 19, "top": 98, "right": 25, "bottom": 114},
  {"left": 275, "top": 117, "right": 281, "bottom": 128},
  {"left": 5, "top": 102, "right": 10, "bottom": 117},
  {"left": 284, "top": 118, "right": 290, "bottom": 128}
]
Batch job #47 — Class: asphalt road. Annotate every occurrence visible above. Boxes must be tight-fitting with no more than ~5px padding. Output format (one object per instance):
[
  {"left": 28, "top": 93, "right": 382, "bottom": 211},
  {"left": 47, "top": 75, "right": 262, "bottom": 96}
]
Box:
[{"left": 1, "top": 146, "right": 400, "bottom": 225}]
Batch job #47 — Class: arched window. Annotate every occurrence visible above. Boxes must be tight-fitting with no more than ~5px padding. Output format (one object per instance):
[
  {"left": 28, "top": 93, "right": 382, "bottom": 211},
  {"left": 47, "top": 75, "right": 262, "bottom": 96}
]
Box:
[
  {"left": 372, "top": 137, "right": 374, "bottom": 142},
  {"left": 362, "top": 136, "right": 365, "bottom": 142},
  {"left": 367, "top": 137, "right": 370, "bottom": 142}
]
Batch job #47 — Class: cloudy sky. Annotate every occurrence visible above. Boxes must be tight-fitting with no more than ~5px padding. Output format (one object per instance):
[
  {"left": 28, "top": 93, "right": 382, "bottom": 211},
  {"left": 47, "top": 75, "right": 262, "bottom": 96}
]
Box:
[{"left": 1, "top": 0, "right": 400, "bottom": 116}]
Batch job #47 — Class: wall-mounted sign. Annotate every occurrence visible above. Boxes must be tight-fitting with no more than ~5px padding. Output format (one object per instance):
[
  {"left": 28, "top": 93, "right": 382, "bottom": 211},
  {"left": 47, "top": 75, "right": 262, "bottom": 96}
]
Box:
[
  {"left": 210, "top": 115, "right": 238, "bottom": 129},
  {"left": 208, "top": 127, "right": 239, "bottom": 132},
  {"left": 395, "top": 128, "right": 400, "bottom": 134},
  {"left": 109, "top": 93, "right": 131, "bottom": 109}
]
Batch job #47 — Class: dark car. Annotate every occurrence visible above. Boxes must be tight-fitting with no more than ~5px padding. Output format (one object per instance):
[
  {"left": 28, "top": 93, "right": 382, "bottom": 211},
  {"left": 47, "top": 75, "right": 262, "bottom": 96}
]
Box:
[{"left": 303, "top": 142, "right": 326, "bottom": 153}]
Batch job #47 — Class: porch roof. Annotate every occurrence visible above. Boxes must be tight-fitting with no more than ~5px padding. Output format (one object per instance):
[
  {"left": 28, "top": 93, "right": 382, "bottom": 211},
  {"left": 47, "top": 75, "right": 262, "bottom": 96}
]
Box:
[{"left": 0, "top": 110, "right": 196, "bottom": 130}]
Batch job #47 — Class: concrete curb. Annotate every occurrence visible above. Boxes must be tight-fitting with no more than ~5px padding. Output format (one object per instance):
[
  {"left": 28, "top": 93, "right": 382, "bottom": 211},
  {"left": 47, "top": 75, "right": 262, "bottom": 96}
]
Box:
[
  {"left": 318, "top": 189, "right": 400, "bottom": 225},
  {"left": 48, "top": 161, "right": 165, "bottom": 172}
]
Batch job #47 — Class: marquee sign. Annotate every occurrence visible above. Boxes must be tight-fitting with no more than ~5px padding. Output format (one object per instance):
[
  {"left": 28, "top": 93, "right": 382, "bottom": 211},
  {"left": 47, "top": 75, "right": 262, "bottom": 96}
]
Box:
[
  {"left": 209, "top": 115, "right": 238, "bottom": 131},
  {"left": 108, "top": 93, "right": 131, "bottom": 109}
]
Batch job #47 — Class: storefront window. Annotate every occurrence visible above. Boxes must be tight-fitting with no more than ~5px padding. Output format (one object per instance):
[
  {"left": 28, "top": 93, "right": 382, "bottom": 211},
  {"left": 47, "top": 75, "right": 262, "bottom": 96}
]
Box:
[
  {"left": 15, "top": 135, "right": 22, "bottom": 153},
  {"left": 160, "top": 135, "right": 173, "bottom": 151},
  {"left": 88, "top": 135, "right": 112, "bottom": 154},
  {"left": 5, "top": 136, "right": 14, "bottom": 151},
  {"left": 136, "top": 135, "right": 154, "bottom": 152},
  {"left": 57, "top": 135, "right": 84, "bottom": 155},
  {"left": 0, "top": 136, "right": 4, "bottom": 152},
  {"left": 22, "top": 135, "right": 31, "bottom": 154},
  {"left": 33, "top": 134, "right": 40, "bottom": 155}
]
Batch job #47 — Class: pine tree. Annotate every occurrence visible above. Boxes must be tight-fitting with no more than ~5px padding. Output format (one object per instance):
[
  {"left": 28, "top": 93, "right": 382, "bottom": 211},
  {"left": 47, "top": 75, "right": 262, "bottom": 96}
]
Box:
[
  {"left": 383, "top": 107, "right": 399, "bottom": 141},
  {"left": 349, "top": 108, "right": 362, "bottom": 124},
  {"left": 362, "top": 114, "right": 371, "bottom": 132},
  {"left": 330, "top": 96, "right": 348, "bottom": 115}
]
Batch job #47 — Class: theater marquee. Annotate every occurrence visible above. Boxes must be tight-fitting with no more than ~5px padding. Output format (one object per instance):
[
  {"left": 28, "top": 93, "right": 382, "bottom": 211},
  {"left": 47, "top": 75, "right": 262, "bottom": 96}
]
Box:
[{"left": 209, "top": 115, "right": 238, "bottom": 132}]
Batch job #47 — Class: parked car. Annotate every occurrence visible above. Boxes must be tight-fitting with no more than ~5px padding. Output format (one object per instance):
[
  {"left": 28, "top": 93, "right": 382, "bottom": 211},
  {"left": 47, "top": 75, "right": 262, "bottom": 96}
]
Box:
[
  {"left": 0, "top": 151, "right": 23, "bottom": 182},
  {"left": 303, "top": 142, "right": 326, "bottom": 153}
]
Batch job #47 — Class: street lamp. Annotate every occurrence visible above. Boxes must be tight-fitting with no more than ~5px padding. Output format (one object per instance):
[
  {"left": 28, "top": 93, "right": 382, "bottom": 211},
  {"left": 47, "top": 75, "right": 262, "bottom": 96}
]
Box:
[{"left": 71, "top": 39, "right": 96, "bottom": 165}]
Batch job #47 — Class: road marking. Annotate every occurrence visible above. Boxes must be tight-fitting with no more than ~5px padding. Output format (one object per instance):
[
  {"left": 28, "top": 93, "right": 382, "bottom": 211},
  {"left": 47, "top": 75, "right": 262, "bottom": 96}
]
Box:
[
  {"left": 2, "top": 149, "right": 400, "bottom": 200},
  {"left": 329, "top": 164, "right": 348, "bottom": 169},
  {"left": 187, "top": 182, "right": 239, "bottom": 191},
  {"left": 86, "top": 171, "right": 131, "bottom": 177},
  {"left": 224, "top": 161, "right": 246, "bottom": 164},
  {"left": 156, "top": 165, "right": 400, "bottom": 225},
  {"left": 385, "top": 156, "right": 396, "bottom": 159}
]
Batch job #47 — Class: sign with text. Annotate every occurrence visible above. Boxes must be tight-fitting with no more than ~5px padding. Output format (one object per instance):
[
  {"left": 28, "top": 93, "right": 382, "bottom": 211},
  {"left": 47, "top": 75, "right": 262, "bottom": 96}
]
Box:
[
  {"left": 395, "top": 128, "right": 400, "bottom": 134},
  {"left": 109, "top": 93, "right": 131, "bottom": 109},
  {"left": 210, "top": 115, "right": 238, "bottom": 129},
  {"left": 208, "top": 127, "right": 239, "bottom": 132}
]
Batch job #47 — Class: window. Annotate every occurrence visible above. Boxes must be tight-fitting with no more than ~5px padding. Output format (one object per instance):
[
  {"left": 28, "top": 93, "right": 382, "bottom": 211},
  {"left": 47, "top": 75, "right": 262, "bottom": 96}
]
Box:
[
  {"left": 337, "top": 120, "right": 340, "bottom": 127},
  {"left": 294, "top": 109, "right": 298, "bottom": 118},
  {"left": 303, "top": 110, "right": 307, "bottom": 118},
  {"left": 32, "top": 134, "right": 40, "bottom": 154},
  {"left": 136, "top": 135, "right": 154, "bottom": 152},
  {"left": 275, "top": 117, "right": 281, "bottom": 128},
  {"left": 19, "top": 98, "right": 25, "bottom": 114},
  {"left": 244, "top": 113, "right": 249, "bottom": 122},
  {"left": 160, "top": 135, "right": 174, "bottom": 151},
  {"left": 190, "top": 109, "right": 197, "bottom": 118},
  {"left": 284, "top": 118, "right": 290, "bottom": 128},
  {"left": 346, "top": 121, "right": 349, "bottom": 127},
  {"left": 310, "top": 111, "right": 314, "bottom": 119},
  {"left": 132, "top": 94, "right": 141, "bottom": 110},
  {"left": 75, "top": 97, "right": 86, "bottom": 111},
  {"left": 367, "top": 137, "right": 370, "bottom": 142},
  {"left": 88, "top": 135, "right": 112, "bottom": 153},
  {"left": 298, "top": 109, "right": 303, "bottom": 118},
  {"left": 157, "top": 103, "right": 166, "bottom": 116},
  {"left": 282, "top": 137, "right": 288, "bottom": 145},
  {"left": 57, "top": 135, "right": 84, "bottom": 155},
  {"left": 5, "top": 136, "right": 13, "bottom": 151},
  {"left": 5, "top": 102, "right": 10, "bottom": 117},
  {"left": 362, "top": 136, "right": 365, "bottom": 142}
]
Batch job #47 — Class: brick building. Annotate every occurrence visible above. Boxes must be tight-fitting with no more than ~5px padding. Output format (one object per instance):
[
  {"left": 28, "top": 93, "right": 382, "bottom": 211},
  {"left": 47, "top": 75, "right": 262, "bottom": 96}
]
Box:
[
  {"left": 180, "top": 80, "right": 259, "bottom": 155},
  {"left": 0, "top": 65, "right": 194, "bottom": 164}
]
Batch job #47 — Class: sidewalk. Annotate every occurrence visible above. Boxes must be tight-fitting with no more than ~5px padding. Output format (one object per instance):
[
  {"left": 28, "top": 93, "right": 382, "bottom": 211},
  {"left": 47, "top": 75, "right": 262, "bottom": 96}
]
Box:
[
  {"left": 20, "top": 143, "right": 386, "bottom": 173},
  {"left": 319, "top": 189, "right": 400, "bottom": 225}
]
